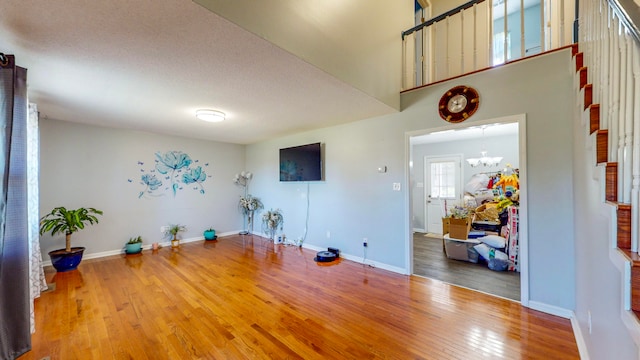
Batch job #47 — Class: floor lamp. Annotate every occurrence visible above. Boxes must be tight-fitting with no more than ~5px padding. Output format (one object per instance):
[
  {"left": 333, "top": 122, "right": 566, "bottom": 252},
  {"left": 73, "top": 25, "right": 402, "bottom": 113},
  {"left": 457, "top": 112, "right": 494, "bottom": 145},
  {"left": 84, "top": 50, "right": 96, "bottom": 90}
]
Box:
[{"left": 234, "top": 171, "right": 252, "bottom": 235}]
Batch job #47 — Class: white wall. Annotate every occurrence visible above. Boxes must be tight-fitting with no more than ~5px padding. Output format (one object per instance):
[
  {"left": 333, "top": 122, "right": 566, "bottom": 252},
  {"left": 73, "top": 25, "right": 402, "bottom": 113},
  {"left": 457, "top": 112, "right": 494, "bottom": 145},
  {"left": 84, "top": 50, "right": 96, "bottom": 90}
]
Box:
[
  {"left": 39, "top": 120, "right": 245, "bottom": 259},
  {"left": 246, "top": 116, "right": 407, "bottom": 270},
  {"left": 247, "top": 49, "right": 576, "bottom": 311},
  {"left": 411, "top": 133, "right": 519, "bottom": 230},
  {"left": 572, "top": 95, "right": 638, "bottom": 356}
]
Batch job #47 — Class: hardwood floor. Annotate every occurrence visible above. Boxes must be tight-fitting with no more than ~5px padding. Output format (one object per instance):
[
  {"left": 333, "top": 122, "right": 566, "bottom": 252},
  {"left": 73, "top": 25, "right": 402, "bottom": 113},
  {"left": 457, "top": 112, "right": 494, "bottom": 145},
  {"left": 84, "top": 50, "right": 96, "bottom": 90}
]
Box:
[
  {"left": 19, "top": 234, "right": 578, "bottom": 359},
  {"left": 413, "top": 233, "right": 521, "bottom": 301}
]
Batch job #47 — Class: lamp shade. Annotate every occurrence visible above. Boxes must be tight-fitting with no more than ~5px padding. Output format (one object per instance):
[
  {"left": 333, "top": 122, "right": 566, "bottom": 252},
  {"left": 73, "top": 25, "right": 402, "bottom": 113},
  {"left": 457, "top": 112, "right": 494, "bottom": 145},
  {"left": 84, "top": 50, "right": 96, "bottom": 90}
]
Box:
[{"left": 196, "top": 109, "right": 225, "bottom": 122}]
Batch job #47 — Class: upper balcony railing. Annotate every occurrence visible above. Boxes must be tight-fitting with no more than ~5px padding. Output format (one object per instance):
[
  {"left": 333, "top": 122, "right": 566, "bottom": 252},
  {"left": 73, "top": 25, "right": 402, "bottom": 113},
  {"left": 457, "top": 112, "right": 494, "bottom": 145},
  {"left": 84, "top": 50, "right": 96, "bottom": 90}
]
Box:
[{"left": 402, "top": 0, "right": 576, "bottom": 90}]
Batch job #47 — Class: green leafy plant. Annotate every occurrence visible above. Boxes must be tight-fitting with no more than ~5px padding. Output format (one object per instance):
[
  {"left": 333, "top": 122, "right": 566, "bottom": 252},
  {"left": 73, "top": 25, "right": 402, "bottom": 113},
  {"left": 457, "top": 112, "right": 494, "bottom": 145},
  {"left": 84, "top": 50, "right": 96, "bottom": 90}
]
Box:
[
  {"left": 127, "top": 236, "right": 142, "bottom": 244},
  {"left": 39, "top": 207, "right": 103, "bottom": 252},
  {"left": 164, "top": 224, "right": 187, "bottom": 240}
]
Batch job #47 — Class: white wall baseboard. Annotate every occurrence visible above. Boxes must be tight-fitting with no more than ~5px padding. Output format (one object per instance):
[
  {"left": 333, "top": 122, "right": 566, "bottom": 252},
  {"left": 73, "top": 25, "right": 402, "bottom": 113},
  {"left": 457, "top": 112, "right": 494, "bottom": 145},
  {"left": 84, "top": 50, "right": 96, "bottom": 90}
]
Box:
[
  {"left": 528, "top": 300, "right": 573, "bottom": 319},
  {"left": 570, "top": 312, "right": 591, "bottom": 360},
  {"left": 42, "top": 231, "right": 240, "bottom": 267},
  {"left": 301, "top": 243, "right": 406, "bottom": 274}
]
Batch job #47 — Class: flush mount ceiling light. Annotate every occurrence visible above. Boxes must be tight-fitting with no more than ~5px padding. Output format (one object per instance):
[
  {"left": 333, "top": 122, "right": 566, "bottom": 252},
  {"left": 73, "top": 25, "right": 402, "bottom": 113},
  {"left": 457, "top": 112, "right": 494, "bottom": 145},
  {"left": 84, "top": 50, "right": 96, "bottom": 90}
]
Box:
[{"left": 196, "top": 109, "right": 225, "bottom": 122}]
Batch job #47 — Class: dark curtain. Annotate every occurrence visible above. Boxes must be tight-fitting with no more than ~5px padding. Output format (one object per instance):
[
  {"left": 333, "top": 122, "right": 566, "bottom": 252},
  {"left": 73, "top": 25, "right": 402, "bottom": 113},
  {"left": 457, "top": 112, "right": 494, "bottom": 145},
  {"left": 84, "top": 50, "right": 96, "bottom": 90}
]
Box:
[{"left": 0, "top": 54, "right": 31, "bottom": 359}]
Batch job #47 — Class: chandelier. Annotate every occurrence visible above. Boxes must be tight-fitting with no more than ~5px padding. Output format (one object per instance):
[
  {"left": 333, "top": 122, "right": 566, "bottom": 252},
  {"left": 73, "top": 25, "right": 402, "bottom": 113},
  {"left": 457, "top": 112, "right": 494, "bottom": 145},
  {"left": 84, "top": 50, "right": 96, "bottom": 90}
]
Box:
[{"left": 466, "top": 127, "right": 503, "bottom": 167}]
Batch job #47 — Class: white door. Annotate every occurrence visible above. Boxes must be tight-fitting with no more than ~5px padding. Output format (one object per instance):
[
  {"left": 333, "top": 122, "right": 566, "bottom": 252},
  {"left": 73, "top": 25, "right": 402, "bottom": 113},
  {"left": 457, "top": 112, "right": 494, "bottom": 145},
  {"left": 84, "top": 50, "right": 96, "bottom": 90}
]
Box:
[{"left": 424, "top": 155, "right": 462, "bottom": 234}]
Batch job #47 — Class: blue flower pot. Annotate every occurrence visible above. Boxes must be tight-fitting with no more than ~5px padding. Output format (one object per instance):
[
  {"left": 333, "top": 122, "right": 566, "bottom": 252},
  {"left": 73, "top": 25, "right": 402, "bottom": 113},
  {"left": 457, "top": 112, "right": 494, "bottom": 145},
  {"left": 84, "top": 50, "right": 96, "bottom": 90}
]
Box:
[
  {"left": 125, "top": 242, "right": 143, "bottom": 254},
  {"left": 204, "top": 230, "right": 216, "bottom": 240},
  {"left": 48, "top": 247, "right": 85, "bottom": 272}
]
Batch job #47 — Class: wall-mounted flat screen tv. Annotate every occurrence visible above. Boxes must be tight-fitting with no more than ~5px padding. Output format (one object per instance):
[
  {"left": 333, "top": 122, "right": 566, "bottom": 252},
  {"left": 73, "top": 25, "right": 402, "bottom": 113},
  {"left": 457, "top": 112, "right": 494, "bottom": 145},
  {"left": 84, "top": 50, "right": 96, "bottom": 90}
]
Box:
[{"left": 279, "top": 142, "right": 323, "bottom": 182}]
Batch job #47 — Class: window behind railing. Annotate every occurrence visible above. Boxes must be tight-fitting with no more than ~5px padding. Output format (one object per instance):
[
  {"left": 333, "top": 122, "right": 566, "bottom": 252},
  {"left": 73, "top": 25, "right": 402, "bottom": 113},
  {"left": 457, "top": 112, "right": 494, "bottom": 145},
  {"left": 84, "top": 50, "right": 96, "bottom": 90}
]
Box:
[{"left": 402, "top": 0, "right": 575, "bottom": 90}]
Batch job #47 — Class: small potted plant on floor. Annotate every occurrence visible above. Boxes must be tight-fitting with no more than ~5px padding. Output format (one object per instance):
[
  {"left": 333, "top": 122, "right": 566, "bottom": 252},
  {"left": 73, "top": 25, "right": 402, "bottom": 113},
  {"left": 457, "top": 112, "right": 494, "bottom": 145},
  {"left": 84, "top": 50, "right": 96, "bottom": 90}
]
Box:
[
  {"left": 39, "top": 206, "right": 103, "bottom": 272},
  {"left": 164, "top": 224, "right": 187, "bottom": 247},
  {"left": 125, "top": 236, "right": 143, "bottom": 254},
  {"left": 203, "top": 227, "right": 217, "bottom": 241}
]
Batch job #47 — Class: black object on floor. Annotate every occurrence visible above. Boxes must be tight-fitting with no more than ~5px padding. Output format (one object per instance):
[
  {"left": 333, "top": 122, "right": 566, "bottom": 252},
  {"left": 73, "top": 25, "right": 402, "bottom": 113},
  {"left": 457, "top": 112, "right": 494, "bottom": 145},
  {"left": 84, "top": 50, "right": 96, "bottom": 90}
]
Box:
[{"left": 314, "top": 251, "right": 337, "bottom": 262}]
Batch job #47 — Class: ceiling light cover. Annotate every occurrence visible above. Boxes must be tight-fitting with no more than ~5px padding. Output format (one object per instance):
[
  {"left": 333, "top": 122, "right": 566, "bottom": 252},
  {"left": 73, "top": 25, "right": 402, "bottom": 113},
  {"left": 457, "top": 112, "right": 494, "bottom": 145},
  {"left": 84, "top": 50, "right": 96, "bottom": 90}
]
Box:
[{"left": 196, "top": 109, "right": 225, "bottom": 122}]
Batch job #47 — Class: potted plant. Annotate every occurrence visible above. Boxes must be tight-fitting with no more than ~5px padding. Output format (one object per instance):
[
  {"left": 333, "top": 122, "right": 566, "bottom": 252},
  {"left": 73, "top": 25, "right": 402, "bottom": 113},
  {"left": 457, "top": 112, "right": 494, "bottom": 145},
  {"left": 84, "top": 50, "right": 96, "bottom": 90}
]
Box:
[
  {"left": 262, "top": 208, "right": 284, "bottom": 241},
  {"left": 125, "top": 236, "right": 143, "bottom": 254},
  {"left": 203, "top": 227, "right": 217, "bottom": 241},
  {"left": 164, "top": 224, "right": 187, "bottom": 247},
  {"left": 39, "top": 206, "right": 103, "bottom": 272},
  {"left": 447, "top": 205, "right": 473, "bottom": 240}
]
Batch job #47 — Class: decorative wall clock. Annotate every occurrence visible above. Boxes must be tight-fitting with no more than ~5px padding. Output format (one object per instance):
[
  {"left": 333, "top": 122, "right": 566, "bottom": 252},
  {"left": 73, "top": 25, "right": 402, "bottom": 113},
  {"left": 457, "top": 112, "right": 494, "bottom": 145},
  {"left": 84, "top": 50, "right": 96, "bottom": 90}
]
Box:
[{"left": 438, "top": 85, "right": 480, "bottom": 123}]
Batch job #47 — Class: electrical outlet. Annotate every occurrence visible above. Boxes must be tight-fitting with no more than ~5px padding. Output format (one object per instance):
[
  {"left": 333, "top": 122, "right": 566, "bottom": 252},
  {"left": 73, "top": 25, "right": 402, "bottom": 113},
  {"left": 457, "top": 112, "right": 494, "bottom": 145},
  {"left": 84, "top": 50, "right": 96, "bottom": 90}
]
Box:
[
  {"left": 363, "top": 237, "right": 368, "bottom": 247},
  {"left": 326, "top": 231, "right": 331, "bottom": 238}
]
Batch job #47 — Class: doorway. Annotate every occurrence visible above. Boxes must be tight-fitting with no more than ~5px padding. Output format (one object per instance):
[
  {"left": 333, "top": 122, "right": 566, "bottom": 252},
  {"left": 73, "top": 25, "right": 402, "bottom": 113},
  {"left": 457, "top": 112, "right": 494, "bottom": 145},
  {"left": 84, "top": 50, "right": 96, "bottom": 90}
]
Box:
[
  {"left": 408, "top": 115, "right": 527, "bottom": 302},
  {"left": 424, "top": 155, "right": 462, "bottom": 235}
]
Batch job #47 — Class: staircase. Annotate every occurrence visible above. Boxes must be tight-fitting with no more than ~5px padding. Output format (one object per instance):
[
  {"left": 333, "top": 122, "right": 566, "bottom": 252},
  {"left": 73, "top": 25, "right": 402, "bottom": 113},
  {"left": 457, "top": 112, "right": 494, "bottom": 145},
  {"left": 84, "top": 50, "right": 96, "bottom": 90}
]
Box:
[{"left": 576, "top": 0, "right": 640, "bottom": 337}]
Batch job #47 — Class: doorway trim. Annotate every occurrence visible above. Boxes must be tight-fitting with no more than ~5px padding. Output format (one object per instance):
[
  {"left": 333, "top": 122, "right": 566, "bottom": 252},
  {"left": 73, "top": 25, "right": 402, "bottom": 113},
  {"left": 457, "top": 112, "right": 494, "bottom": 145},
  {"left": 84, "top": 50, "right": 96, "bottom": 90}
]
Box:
[{"left": 405, "top": 113, "right": 529, "bottom": 306}]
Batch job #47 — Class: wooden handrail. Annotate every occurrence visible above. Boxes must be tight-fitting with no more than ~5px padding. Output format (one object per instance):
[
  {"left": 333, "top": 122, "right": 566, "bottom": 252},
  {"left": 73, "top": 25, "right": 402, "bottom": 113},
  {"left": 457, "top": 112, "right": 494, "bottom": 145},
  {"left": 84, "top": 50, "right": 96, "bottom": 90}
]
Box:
[
  {"left": 610, "top": 0, "right": 640, "bottom": 43},
  {"left": 402, "top": 0, "right": 487, "bottom": 40}
]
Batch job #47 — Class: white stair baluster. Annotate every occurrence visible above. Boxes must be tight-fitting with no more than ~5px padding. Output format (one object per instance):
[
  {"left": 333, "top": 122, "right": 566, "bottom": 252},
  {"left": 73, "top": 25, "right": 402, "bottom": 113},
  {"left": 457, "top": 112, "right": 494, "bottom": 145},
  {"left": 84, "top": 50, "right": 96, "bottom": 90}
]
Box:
[
  {"left": 632, "top": 42, "right": 640, "bottom": 252},
  {"left": 619, "top": 27, "right": 628, "bottom": 202},
  {"left": 610, "top": 19, "right": 620, "bottom": 163},
  {"left": 624, "top": 33, "right": 634, "bottom": 204}
]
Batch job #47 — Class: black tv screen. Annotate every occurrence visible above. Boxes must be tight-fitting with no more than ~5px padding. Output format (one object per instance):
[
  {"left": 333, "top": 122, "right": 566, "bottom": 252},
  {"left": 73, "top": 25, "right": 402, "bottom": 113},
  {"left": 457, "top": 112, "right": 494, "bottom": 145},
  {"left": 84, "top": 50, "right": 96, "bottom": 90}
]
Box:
[{"left": 279, "top": 142, "right": 323, "bottom": 182}]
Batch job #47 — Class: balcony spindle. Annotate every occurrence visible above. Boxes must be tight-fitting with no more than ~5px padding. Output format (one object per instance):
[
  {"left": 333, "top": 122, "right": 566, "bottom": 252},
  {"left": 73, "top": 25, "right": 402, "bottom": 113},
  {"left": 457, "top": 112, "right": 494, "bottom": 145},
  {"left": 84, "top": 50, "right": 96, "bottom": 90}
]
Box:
[
  {"left": 560, "top": 0, "right": 566, "bottom": 47},
  {"left": 489, "top": 0, "right": 494, "bottom": 66},
  {"left": 473, "top": 4, "right": 478, "bottom": 70},
  {"left": 520, "top": 0, "right": 525, "bottom": 59},
  {"left": 461, "top": 9, "right": 465, "bottom": 73},
  {"left": 446, "top": 16, "right": 450, "bottom": 77},
  {"left": 423, "top": 27, "right": 429, "bottom": 85},
  {"left": 433, "top": 25, "right": 439, "bottom": 83},
  {"left": 503, "top": 0, "right": 508, "bottom": 64}
]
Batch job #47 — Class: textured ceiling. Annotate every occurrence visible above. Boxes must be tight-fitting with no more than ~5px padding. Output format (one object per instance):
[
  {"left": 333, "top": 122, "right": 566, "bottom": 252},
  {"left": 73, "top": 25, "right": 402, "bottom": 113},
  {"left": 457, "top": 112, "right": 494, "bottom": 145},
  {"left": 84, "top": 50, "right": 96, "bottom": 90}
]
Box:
[{"left": 0, "top": 0, "right": 396, "bottom": 144}]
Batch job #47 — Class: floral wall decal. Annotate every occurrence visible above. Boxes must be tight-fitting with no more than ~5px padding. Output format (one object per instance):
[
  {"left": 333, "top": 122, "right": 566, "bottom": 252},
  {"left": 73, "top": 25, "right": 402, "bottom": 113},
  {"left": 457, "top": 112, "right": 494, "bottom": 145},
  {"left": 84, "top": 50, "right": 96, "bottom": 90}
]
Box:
[
  {"left": 182, "top": 166, "right": 207, "bottom": 194},
  {"left": 131, "top": 150, "right": 211, "bottom": 198},
  {"left": 155, "top": 150, "right": 192, "bottom": 195},
  {"left": 139, "top": 174, "right": 163, "bottom": 198}
]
